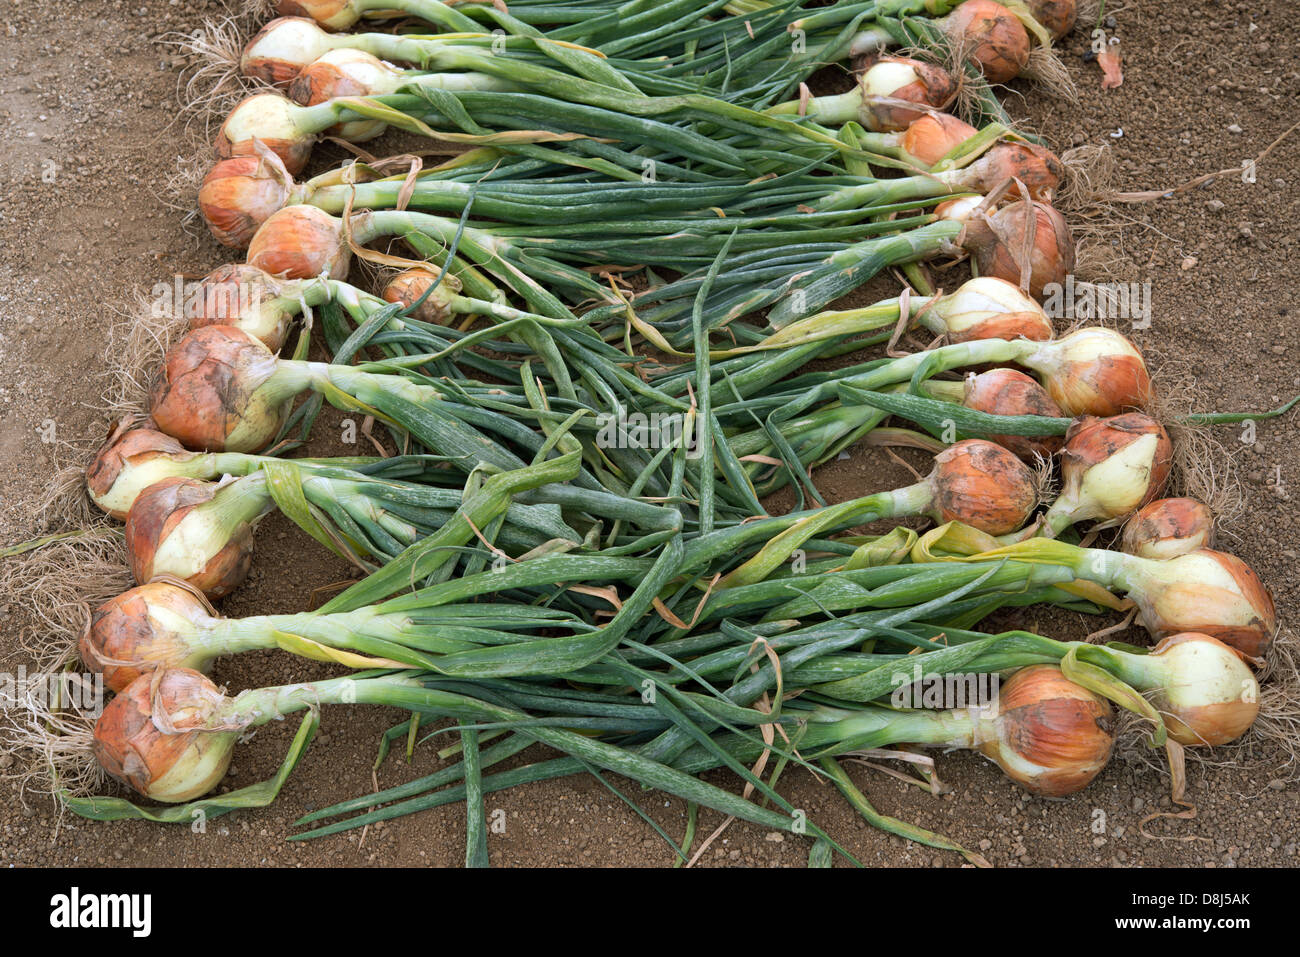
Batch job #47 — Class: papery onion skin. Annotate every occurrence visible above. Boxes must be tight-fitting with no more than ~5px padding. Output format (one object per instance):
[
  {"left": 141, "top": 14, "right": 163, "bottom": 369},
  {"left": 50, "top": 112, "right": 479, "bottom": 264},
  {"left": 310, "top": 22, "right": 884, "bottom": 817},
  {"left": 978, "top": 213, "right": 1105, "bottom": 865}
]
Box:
[
  {"left": 1129, "top": 549, "right": 1277, "bottom": 659},
  {"left": 1025, "top": 0, "right": 1077, "bottom": 41},
  {"left": 149, "top": 326, "right": 286, "bottom": 453},
  {"left": 1056, "top": 412, "right": 1172, "bottom": 523},
  {"left": 187, "top": 263, "right": 292, "bottom": 352},
  {"left": 215, "top": 94, "right": 315, "bottom": 176},
  {"left": 124, "top": 477, "right": 258, "bottom": 600},
  {"left": 943, "top": 0, "right": 1031, "bottom": 83},
  {"left": 86, "top": 426, "right": 193, "bottom": 520},
  {"left": 198, "top": 155, "right": 295, "bottom": 248},
  {"left": 961, "top": 368, "right": 1064, "bottom": 459},
  {"left": 928, "top": 438, "right": 1039, "bottom": 535},
  {"left": 1142, "top": 633, "right": 1258, "bottom": 746},
  {"left": 382, "top": 268, "right": 455, "bottom": 325},
  {"left": 1030, "top": 327, "right": 1151, "bottom": 417},
  {"left": 82, "top": 583, "right": 216, "bottom": 692},
  {"left": 1122, "top": 498, "right": 1215, "bottom": 561},
  {"left": 247, "top": 205, "right": 351, "bottom": 281},
  {"left": 857, "top": 55, "right": 957, "bottom": 131},
  {"left": 93, "top": 668, "right": 237, "bottom": 803},
  {"left": 977, "top": 664, "right": 1114, "bottom": 796},
  {"left": 241, "top": 17, "right": 334, "bottom": 86},
  {"left": 964, "top": 200, "right": 1074, "bottom": 298},
  {"left": 287, "top": 50, "right": 392, "bottom": 140},
  {"left": 969, "top": 142, "right": 1063, "bottom": 202}
]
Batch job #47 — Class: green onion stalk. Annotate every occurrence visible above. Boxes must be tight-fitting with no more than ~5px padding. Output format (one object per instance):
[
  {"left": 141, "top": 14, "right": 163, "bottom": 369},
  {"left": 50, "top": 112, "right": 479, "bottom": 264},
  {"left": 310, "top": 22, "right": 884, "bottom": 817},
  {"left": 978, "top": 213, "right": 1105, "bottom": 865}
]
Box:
[{"left": 118, "top": 458, "right": 589, "bottom": 599}]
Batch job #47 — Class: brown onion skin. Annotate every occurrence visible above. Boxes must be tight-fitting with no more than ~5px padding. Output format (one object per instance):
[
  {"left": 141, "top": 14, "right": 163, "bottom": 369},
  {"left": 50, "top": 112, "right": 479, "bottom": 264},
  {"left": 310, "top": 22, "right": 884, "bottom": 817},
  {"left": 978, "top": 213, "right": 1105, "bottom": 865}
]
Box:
[
  {"left": 289, "top": 61, "right": 368, "bottom": 106},
  {"left": 929, "top": 438, "right": 1038, "bottom": 535},
  {"left": 1025, "top": 0, "right": 1077, "bottom": 41},
  {"left": 944, "top": 310, "right": 1053, "bottom": 344},
  {"left": 214, "top": 127, "right": 313, "bottom": 180},
  {"left": 82, "top": 583, "right": 210, "bottom": 692},
  {"left": 124, "top": 478, "right": 256, "bottom": 599},
  {"left": 93, "top": 668, "right": 232, "bottom": 802},
  {"left": 962, "top": 369, "right": 1064, "bottom": 459},
  {"left": 982, "top": 664, "right": 1114, "bottom": 796},
  {"left": 86, "top": 426, "right": 190, "bottom": 521},
  {"left": 382, "top": 269, "right": 454, "bottom": 325},
  {"left": 943, "top": 0, "right": 1031, "bottom": 83},
  {"left": 858, "top": 55, "right": 957, "bottom": 131},
  {"left": 247, "top": 206, "right": 350, "bottom": 280},
  {"left": 186, "top": 263, "right": 290, "bottom": 351},
  {"left": 971, "top": 142, "right": 1064, "bottom": 202},
  {"left": 965, "top": 201, "right": 1075, "bottom": 298},
  {"left": 198, "top": 156, "right": 293, "bottom": 248},
  {"left": 1122, "top": 498, "right": 1214, "bottom": 560},
  {"left": 1144, "top": 550, "right": 1277, "bottom": 659},
  {"left": 899, "top": 113, "right": 977, "bottom": 167},
  {"left": 1061, "top": 412, "right": 1173, "bottom": 510}
]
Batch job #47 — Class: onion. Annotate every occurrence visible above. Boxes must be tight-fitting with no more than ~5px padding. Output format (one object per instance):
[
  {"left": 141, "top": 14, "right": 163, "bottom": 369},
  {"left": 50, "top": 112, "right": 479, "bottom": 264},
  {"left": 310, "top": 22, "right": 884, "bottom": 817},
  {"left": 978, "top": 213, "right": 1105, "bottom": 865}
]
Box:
[
  {"left": 926, "top": 438, "right": 1039, "bottom": 535},
  {"left": 276, "top": 0, "right": 368, "bottom": 31},
  {"left": 87, "top": 427, "right": 195, "bottom": 520},
  {"left": 924, "top": 275, "right": 1053, "bottom": 342},
  {"left": 382, "top": 268, "right": 456, "bottom": 324},
  {"left": 974, "top": 664, "right": 1113, "bottom": 796},
  {"left": 215, "top": 93, "right": 316, "bottom": 176},
  {"left": 198, "top": 152, "right": 298, "bottom": 249},
  {"left": 148, "top": 325, "right": 291, "bottom": 452},
  {"left": 1043, "top": 412, "right": 1172, "bottom": 533},
  {"left": 186, "top": 263, "right": 294, "bottom": 351},
  {"left": 82, "top": 583, "right": 219, "bottom": 692},
  {"left": 964, "top": 142, "right": 1063, "bottom": 202},
  {"left": 855, "top": 55, "right": 957, "bottom": 131},
  {"left": 1024, "top": 0, "right": 1077, "bottom": 41},
  {"left": 123, "top": 477, "right": 267, "bottom": 599},
  {"left": 1113, "top": 633, "right": 1258, "bottom": 746},
  {"left": 898, "top": 112, "right": 977, "bottom": 167},
  {"left": 1122, "top": 498, "right": 1215, "bottom": 561},
  {"left": 241, "top": 17, "right": 335, "bottom": 86},
  {"left": 963, "top": 200, "right": 1074, "bottom": 298},
  {"left": 246, "top": 205, "right": 352, "bottom": 280},
  {"left": 960, "top": 368, "right": 1064, "bottom": 459},
  {"left": 1119, "top": 548, "right": 1277, "bottom": 658},
  {"left": 1020, "top": 327, "right": 1151, "bottom": 416},
  {"left": 935, "top": 195, "right": 985, "bottom": 221},
  {"left": 940, "top": 0, "right": 1031, "bottom": 83},
  {"left": 93, "top": 668, "right": 238, "bottom": 803},
  {"left": 287, "top": 49, "right": 397, "bottom": 141}
]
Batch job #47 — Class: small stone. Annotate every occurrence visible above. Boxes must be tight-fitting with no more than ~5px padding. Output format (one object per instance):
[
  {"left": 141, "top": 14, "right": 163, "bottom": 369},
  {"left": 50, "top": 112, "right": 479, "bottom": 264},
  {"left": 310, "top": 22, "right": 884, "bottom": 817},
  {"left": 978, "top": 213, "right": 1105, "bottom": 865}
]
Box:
[
  {"left": 1268, "top": 779, "right": 1287, "bottom": 791},
  {"left": 1181, "top": 257, "right": 1198, "bottom": 270},
  {"left": 1206, "top": 199, "right": 1226, "bottom": 212},
  {"left": 1227, "top": 124, "right": 1243, "bottom": 134},
  {"left": 764, "top": 832, "right": 784, "bottom": 843}
]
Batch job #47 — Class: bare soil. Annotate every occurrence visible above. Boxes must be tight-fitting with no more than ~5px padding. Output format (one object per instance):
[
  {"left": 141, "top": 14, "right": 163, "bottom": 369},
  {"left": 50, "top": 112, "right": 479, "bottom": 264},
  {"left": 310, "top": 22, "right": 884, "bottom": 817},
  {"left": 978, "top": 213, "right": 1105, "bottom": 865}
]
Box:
[{"left": 1, "top": 0, "right": 1297, "bottom": 867}]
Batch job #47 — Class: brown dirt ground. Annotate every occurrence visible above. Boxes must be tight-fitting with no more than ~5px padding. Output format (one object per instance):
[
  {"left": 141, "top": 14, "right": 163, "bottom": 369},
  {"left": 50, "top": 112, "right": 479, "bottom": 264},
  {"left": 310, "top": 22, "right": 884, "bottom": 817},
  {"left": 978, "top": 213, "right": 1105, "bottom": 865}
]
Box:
[{"left": 1, "top": 0, "right": 1298, "bottom": 867}]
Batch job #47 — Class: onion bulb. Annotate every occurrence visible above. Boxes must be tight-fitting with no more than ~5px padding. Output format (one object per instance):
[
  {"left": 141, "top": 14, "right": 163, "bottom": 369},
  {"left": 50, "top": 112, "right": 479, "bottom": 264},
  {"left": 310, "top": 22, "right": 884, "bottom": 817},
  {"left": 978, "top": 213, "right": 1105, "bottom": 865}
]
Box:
[
  {"left": 246, "top": 205, "right": 352, "bottom": 280},
  {"left": 241, "top": 17, "right": 335, "bottom": 86},
  {"left": 1024, "top": 0, "right": 1077, "bottom": 41},
  {"left": 288, "top": 49, "right": 396, "bottom": 141},
  {"left": 855, "top": 55, "right": 957, "bottom": 131},
  {"left": 93, "top": 668, "right": 238, "bottom": 804},
  {"left": 963, "top": 199, "right": 1074, "bottom": 298},
  {"left": 382, "top": 268, "right": 456, "bottom": 325},
  {"left": 123, "top": 477, "right": 267, "bottom": 599},
  {"left": 82, "top": 583, "right": 220, "bottom": 692},
  {"left": 149, "top": 325, "right": 291, "bottom": 452},
  {"left": 1020, "top": 326, "right": 1151, "bottom": 416},
  {"left": 1122, "top": 498, "right": 1215, "bottom": 561},
  {"left": 940, "top": 0, "right": 1031, "bottom": 83},
  {"left": 87, "top": 427, "right": 195, "bottom": 520},
  {"left": 898, "top": 113, "right": 978, "bottom": 167},
  {"left": 1042, "top": 412, "right": 1172, "bottom": 534},
  {"left": 215, "top": 93, "right": 316, "bottom": 176},
  {"left": 959, "top": 368, "right": 1065, "bottom": 459},
  {"left": 198, "top": 152, "right": 300, "bottom": 249},
  {"left": 924, "top": 275, "right": 1054, "bottom": 342},
  {"left": 186, "top": 263, "right": 294, "bottom": 351},
  {"left": 926, "top": 438, "right": 1039, "bottom": 535}
]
